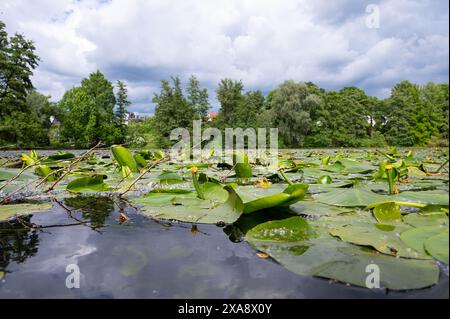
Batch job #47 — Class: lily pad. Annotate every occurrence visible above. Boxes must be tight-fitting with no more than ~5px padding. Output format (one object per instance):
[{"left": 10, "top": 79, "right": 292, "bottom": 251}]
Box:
[
  {"left": 235, "top": 183, "right": 309, "bottom": 214},
  {"left": 289, "top": 201, "right": 353, "bottom": 217},
  {"left": 371, "top": 202, "right": 402, "bottom": 223},
  {"left": 66, "top": 175, "right": 109, "bottom": 193},
  {"left": 400, "top": 225, "right": 448, "bottom": 257},
  {"left": 424, "top": 230, "right": 449, "bottom": 264},
  {"left": 246, "top": 217, "right": 439, "bottom": 290},
  {"left": 395, "top": 191, "right": 449, "bottom": 206},
  {"left": 0, "top": 203, "right": 53, "bottom": 222},
  {"left": 328, "top": 218, "right": 429, "bottom": 259},
  {"left": 403, "top": 212, "right": 449, "bottom": 227},
  {"left": 315, "top": 186, "right": 387, "bottom": 207},
  {"left": 158, "top": 171, "right": 183, "bottom": 184},
  {"left": 133, "top": 185, "right": 244, "bottom": 224}
]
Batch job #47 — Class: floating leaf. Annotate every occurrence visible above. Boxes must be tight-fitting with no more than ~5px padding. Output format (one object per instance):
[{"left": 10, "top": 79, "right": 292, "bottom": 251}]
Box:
[
  {"left": 133, "top": 185, "right": 244, "bottom": 224},
  {"left": 315, "top": 186, "right": 387, "bottom": 207},
  {"left": 246, "top": 217, "right": 439, "bottom": 290},
  {"left": 395, "top": 191, "right": 449, "bottom": 206},
  {"left": 400, "top": 226, "right": 448, "bottom": 257},
  {"left": 236, "top": 183, "right": 308, "bottom": 214},
  {"left": 424, "top": 230, "right": 449, "bottom": 264},
  {"left": 328, "top": 218, "right": 430, "bottom": 259},
  {"left": 289, "top": 200, "right": 353, "bottom": 217},
  {"left": 371, "top": 202, "right": 402, "bottom": 223},
  {"left": 158, "top": 171, "right": 183, "bottom": 184},
  {"left": 0, "top": 203, "right": 53, "bottom": 222},
  {"left": 66, "top": 175, "right": 109, "bottom": 193},
  {"left": 45, "top": 152, "right": 75, "bottom": 161},
  {"left": 403, "top": 212, "right": 449, "bottom": 227}
]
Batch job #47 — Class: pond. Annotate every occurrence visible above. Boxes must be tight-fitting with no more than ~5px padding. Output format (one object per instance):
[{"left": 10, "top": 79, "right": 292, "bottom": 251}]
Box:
[{"left": 0, "top": 148, "right": 448, "bottom": 298}]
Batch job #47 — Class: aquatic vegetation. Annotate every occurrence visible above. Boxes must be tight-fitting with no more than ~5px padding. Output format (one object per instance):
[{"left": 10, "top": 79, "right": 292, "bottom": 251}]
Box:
[{"left": 0, "top": 146, "right": 448, "bottom": 290}]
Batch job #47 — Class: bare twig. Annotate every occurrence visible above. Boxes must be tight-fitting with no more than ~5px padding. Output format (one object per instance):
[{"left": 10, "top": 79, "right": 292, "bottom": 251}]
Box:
[
  {"left": 434, "top": 158, "right": 449, "bottom": 173},
  {"left": 219, "top": 163, "right": 237, "bottom": 182},
  {"left": 0, "top": 143, "right": 103, "bottom": 203},
  {"left": 44, "top": 142, "right": 103, "bottom": 192},
  {"left": 0, "top": 162, "right": 40, "bottom": 192},
  {"left": 119, "top": 155, "right": 169, "bottom": 197}
]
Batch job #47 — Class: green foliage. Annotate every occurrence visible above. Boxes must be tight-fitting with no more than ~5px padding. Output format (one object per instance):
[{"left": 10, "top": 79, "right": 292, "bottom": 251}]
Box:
[
  {"left": 1, "top": 19, "right": 448, "bottom": 149},
  {"left": 269, "top": 81, "right": 321, "bottom": 147},
  {"left": 0, "top": 21, "right": 49, "bottom": 148},
  {"left": 153, "top": 76, "right": 209, "bottom": 147},
  {"left": 115, "top": 80, "right": 130, "bottom": 143},
  {"left": 126, "top": 117, "right": 157, "bottom": 147},
  {"left": 58, "top": 70, "right": 122, "bottom": 148},
  {"left": 216, "top": 79, "right": 245, "bottom": 126},
  {"left": 186, "top": 75, "right": 210, "bottom": 122}
]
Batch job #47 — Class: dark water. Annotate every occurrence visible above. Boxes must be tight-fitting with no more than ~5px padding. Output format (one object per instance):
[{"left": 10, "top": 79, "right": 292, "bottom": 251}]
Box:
[{"left": 0, "top": 197, "right": 448, "bottom": 299}]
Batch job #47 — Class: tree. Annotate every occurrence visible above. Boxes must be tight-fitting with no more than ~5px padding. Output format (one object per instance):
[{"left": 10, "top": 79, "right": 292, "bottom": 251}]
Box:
[
  {"left": 382, "top": 81, "right": 426, "bottom": 146},
  {"left": 421, "top": 82, "right": 449, "bottom": 140},
  {"left": 115, "top": 80, "right": 130, "bottom": 143},
  {"left": 153, "top": 77, "right": 195, "bottom": 147},
  {"left": 270, "top": 80, "right": 321, "bottom": 147},
  {"left": 186, "top": 75, "right": 210, "bottom": 121},
  {"left": 0, "top": 20, "right": 43, "bottom": 147},
  {"left": 233, "top": 90, "right": 265, "bottom": 128},
  {"left": 58, "top": 70, "right": 122, "bottom": 147},
  {"left": 216, "top": 79, "right": 245, "bottom": 126}
]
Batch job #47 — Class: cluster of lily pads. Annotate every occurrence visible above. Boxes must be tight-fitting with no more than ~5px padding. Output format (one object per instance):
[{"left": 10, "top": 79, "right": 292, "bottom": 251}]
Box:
[{"left": 0, "top": 146, "right": 448, "bottom": 290}]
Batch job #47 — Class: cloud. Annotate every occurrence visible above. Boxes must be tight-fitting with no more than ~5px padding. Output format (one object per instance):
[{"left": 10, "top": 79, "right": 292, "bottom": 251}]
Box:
[{"left": 1, "top": 0, "right": 448, "bottom": 114}]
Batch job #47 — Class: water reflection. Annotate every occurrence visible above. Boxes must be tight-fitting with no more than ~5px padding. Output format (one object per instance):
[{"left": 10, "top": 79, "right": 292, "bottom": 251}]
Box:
[
  {"left": 0, "top": 217, "right": 40, "bottom": 272},
  {"left": 62, "top": 196, "right": 114, "bottom": 229},
  {"left": 0, "top": 200, "right": 448, "bottom": 298}
]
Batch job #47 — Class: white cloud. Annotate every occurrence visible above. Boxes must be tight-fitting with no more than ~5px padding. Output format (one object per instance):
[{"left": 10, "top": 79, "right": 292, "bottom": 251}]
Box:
[{"left": 1, "top": 0, "right": 448, "bottom": 113}]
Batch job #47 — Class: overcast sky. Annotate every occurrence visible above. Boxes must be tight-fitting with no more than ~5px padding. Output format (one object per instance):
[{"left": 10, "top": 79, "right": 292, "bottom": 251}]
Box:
[{"left": 1, "top": 0, "right": 448, "bottom": 115}]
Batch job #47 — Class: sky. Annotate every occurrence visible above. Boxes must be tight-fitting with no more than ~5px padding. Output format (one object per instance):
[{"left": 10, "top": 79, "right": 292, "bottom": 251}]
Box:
[{"left": 1, "top": 0, "right": 448, "bottom": 115}]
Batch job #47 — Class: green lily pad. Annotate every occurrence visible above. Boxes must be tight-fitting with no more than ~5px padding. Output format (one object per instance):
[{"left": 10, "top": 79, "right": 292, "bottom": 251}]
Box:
[
  {"left": 0, "top": 203, "right": 53, "bottom": 222},
  {"left": 289, "top": 201, "right": 353, "bottom": 217},
  {"left": 0, "top": 170, "right": 16, "bottom": 181},
  {"left": 134, "top": 185, "right": 244, "bottom": 224},
  {"left": 424, "top": 230, "right": 449, "bottom": 264},
  {"left": 371, "top": 202, "right": 402, "bottom": 223},
  {"left": 395, "top": 191, "right": 449, "bottom": 206},
  {"left": 158, "top": 171, "right": 183, "bottom": 184},
  {"left": 403, "top": 212, "right": 449, "bottom": 227},
  {"left": 246, "top": 217, "right": 439, "bottom": 290},
  {"left": 235, "top": 183, "right": 309, "bottom": 214},
  {"left": 44, "top": 152, "right": 75, "bottom": 161},
  {"left": 328, "top": 218, "right": 429, "bottom": 259},
  {"left": 325, "top": 159, "right": 375, "bottom": 174},
  {"left": 315, "top": 186, "right": 387, "bottom": 207},
  {"left": 66, "top": 175, "right": 109, "bottom": 193},
  {"left": 400, "top": 225, "right": 448, "bottom": 257}
]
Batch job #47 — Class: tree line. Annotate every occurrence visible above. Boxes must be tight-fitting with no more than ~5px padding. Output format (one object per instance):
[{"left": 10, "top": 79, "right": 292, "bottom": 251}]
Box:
[
  {"left": 1, "top": 21, "right": 448, "bottom": 149},
  {"left": 153, "top": 77, "right": 448, "bottom": 148}
]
